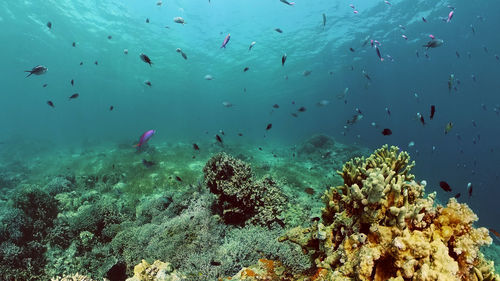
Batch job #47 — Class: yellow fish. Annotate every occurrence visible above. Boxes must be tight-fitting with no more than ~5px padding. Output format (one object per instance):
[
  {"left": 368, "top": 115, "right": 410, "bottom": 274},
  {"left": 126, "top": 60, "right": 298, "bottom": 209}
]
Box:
[{"left": 444, "top": 122, "right": 453, "bottom": 134}]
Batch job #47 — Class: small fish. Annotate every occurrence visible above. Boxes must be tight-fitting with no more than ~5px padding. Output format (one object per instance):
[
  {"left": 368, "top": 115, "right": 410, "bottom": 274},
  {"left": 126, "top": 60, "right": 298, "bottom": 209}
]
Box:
[
  {"left": 266, "top": 123, "right": 272, "bottom": 130},
  {"left": 204, "top": 74, "right": 214, "bottom": 80},
  {"left": 423, "top": 39, "right": 444, "bottom": 50},
  {"left": 135, "top": 129, "right": 156, "bottom": 148},
  {"left": 142, "top": 159, "right": 155, "bottom": 168},
  {"left": 69, "top": 93, "right": 79, "bottom": 100},
  {"left": 349, "top": 47, "right": 355, "bottom": 52},
  {"left": 385, "top": 107, "right": 391, "bottom": 116},
  {"left": 448, "top": 74, "right": 454, "bottom": 93},
  {"left": 173, "top": 17, "right": 185, "bottom": 24},
  {"left": 80, "top": 61, "right": 83, "bottom": 65},
  {"left": 317, "top": 100, "right": 330, "bottom": 106},
  {"left": 221, "top": 33, "right": 231, "bottom": 48},
  {"left": 146, "top": 18, "right": 150, "bottom": 23},
  {"left": 176, "top": 48, "right": 188, "bottom": 60},
  {"left": 139, "top": 53, "right": 153, "bottom": 66},
  {"left": 248, "top": 41, "right": 256, "bottom": 51},
  {"left": 490, "top": 228, "right": 500, "bottom": 239},
  {"left": 430, "top": 105, "right": 435, "bottom": 119},
  {"left": 243, "top": 67, "right": 249, "bottom": 72},
  {"left": 94, "top": 61, "right": 98, "bottom": 65},
  {"left": 439, "top": 181, "right": 452, "bottom": 192},
  {"left": 275, "top": 28, "right": 283, "bottom": 33},
  {"left": 444, "top": 122, "right": 453, "bottom": 134},
  {"left": 422, "top": 17, "right": 427, "bottom": 22},
  {"left": 303, "top": 70, "right": 312, "bottom": 76},
  {"left": 280, "top": 0, "right": 295, "bottom": 6},
  {"left": 470, "top": 24, "right": 475, "bottom": 35},
  {"left": 467, "top": 182, "right": 473, "bottom": 197},
  {"left": 47, "top": 21, "right": 52, "bottom": 29},
  {"left": 222, "top": 101, "right": 233, "bottom": 107},
  {"left": 322, "top": 13, "right": 326, "bottom": 27},
  {"left": 238, "top": 133, "right": 243, "bottom": 136},
  {"left": 25, "top": 65, "right": 48, "bottom": 77},
  {"left": 362, "top": 70, "right": 371, "bottom": 81},
  {"left": 454, "top": 193, "right": 461, "bottom": 199},
  {"left": 71, "top": 79, "right": 74, "bottom": 86},
  {"left": 110, "top": 106, "right": 114, "bottom": 111},
  {"left": 144, "top": 80, "right": 152, "bottom": 87},
  {"left": 47, "top": 101, "right": 55, "bottom": 108},
  {"left": 419, "top": 114, "right": 425, "bottom": 125},
  {"left": 282, "top": 54, "right": 287, "bottom": 66},
  {"left": 175, "top": 176, "right": 182, "bottom": 182},
  {"left": 381, "top": 128, "right": 392, "bottom": 135},
  {"left": 215, "top": 134, "right": 223, "bottom": 144},
  {"left": 298, "top": 106, "right": 306, "bottom": 112},
  {"left": 124, "top": 49, "right": 128, "bottom": 55},
  {"left": 304, "top": 187, "right": 315, "bottom": 195},
  {"left": 375, "top": 45, "right": 384, "bottom": 61},
  {"left": 273, "top": 104, "right": 279, "bottom": 109},
  {"left": 193, "top": 143, "right": 200, "bottom": 150},
  {"left": 42, "top": 84, "right": 48, "bottom": 88},
  {"left": 210, "top": 261, "right": 221, "bottom": 266},
  {"left": 446, "top": 11, "right": 454, "bottom": 23},
  {"left": 72, "top": 42, "right": 76, "bottom": 47},
  {"left": 157, "top": 0, "right": 162, "bottom": 6},
  {"left": 291, "top": 113, "right": 298, "bottom": 117},
  {"left": 456, "top": 51, "right": 460, "bottom": 58},
  {"left": 402, "top": 34, "right": 408, "bottom": 40}
]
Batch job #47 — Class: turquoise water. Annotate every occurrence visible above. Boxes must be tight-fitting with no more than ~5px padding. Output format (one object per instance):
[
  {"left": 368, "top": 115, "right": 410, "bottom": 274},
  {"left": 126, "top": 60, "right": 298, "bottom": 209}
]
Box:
[{"left": 1, "top": 0, "right": 500, "bottom": 280}]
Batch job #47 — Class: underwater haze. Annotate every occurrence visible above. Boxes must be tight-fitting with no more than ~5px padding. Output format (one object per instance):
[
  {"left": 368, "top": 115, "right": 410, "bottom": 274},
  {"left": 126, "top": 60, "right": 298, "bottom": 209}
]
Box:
[{"left": 1, "top": 0, "right": 500, "bottom": 280}]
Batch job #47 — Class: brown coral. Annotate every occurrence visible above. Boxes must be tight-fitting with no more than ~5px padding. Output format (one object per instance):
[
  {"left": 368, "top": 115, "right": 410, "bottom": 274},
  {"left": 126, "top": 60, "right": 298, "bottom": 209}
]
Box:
[{"left": 278, "top": 145, "right": 499, "bottom": 281}]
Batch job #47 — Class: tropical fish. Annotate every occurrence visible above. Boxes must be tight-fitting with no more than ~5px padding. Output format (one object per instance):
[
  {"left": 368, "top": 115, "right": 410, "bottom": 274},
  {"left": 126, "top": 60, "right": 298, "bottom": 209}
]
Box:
[
  {"left": 204, "top": 74, "right": 214, "bottom": 80},
  {"left": 273, "top": 104, "right": 279, "bottom": 109},
  {"left": 193, "top": 143, "right": 200, "bottom": 150},
  {"left": 243, "top": 67, "right": 249, "bottom": 72},
  {"left": 135, "top": 130, "right": 156, "bottom": 148},
  {"left": 444, "top": 122, "right": 453, "bottom": 134},
  {"left": 173, "top": 17, "right": 185, "bottom": 24},
  {"left": 124, "top": 49, "right": 128, "bottom": 55},
  {"left": 222, "top": 102, "right": 233, "bottom": 108},
  {"left": 298, "top": 106, "right": 306, "bottom": 112},
  {"left": 69, "top": 93, "right": 79, "bottom": 100},
  {"left": 144, "top": 80, "right": 152, "bottom": 87},
  {"left": 47, "top": 21, "right": 52, "bottom": 29},
  {"left": 282, "top": 54, "right": 287, "bottom": 66},
  {"left": 221, "top": 33, "right": 231, "bottom": 48},
  {"left": 375, "top": 46, "right": 384, "bottom": 61},
  {"left": 215, "top": 134, "right": 223, "bottom": 144},
  {"left": 490, "top": 228, "right": 500, "bottom": 239},
  {"left": 176, "top": 48, "right": 188, "bottom": 60},
  {"left": 439, "top": 181, "right": 452, "bottom": 192},
  {"left": 430, "top": 105, "right": 435, "bottom": 119},
  {"left": 423, "top": 39, "right": 444, "bottom": 49},
  {"left": 322, "top": 13, "right": 326, "bottom": 27},
  {"left": 467, "top": 182, "right": 473, "bottom": 197},
  {"left": 275, "top": 28, "right": 283, "bottom": 33},
  {"left": 266, "top": 123, "right": 272, "bottom": 130},
  {"left": 25, "top": 65, "right": 48, "bottom": 77},
  {"left": 47, "top": 101, "right": 55, "bottom": 108},
  {"left": 422, "top": 17, "right": 427, "bottom": 22},
  {"left": 139, "top": 53, "right": 153, "bottom": 66},
  {"left": 446, "top": 11, "right": 454, "bottom": 22},
  {"left": 448, "top": 74, "right": 454, "bottom": 93},
  {"left": 109, "top": 106, "right": 114, "bottom": 111},
  {"left": 249, "top": 41, "right": 256, "bottom": 51},
  {"left": 72, "top": 42, "right": 76, "bottom": 47},
  {"left": 303, "top": 70, "right": 312, "bottom": 76},
  {"left": 146, "top": 18, "right": 150, "bottom": 23},
  {"left": 175, "top": 176, "right": 182, "bottom": 182},
  {"left": 381, "top": 128, "right": 392, "bottom": 136},
  {"left": 280, "top": 0, "right": 295, "bottom": 6}
]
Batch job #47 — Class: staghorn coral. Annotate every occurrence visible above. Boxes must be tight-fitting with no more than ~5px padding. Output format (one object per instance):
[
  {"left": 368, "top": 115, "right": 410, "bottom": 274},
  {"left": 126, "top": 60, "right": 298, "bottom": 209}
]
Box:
[
  {"left": 203, "top": 152, "right": 286, "bottom": 226},
  {"left": 274, "top": 145, "right": 500, "bottom": 281}
]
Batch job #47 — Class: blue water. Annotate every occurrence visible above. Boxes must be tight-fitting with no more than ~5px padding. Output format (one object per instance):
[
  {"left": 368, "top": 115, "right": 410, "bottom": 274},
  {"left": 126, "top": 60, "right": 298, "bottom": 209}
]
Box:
[{"left": 1, "top": 0, "right": 500, "bottom": 278}]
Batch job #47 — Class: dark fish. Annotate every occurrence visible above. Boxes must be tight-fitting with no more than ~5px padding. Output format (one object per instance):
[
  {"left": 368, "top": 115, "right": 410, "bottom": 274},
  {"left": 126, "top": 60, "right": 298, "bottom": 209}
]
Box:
[
  {"left": 490, "top": 228, "right": 500, "bottom": 239},
  {"left": 142, "top": 159, "right": 155, "bottom": 167},
  {"left": 215, "top": 134, "right": 223, "bottom": 144},
  {"left": 298, "top": 106, "right": 306, "bottom": 112},
  {"left": 210, "top": 261, "right": 221, "bottom": 266},
  {"left": 456, "top": 51, "right": 460, "bottom": 58},
  {"left": 381, "top": 128, "right": 392, "bottom": 136},
  {"left": 146, "top": 18, "right": 150, "bottom": 23},
  {"left": 107, "top": 35, "right": 112, "bottom": 40},
  {"left": 72, "top": 42, "right": 76, "bottom": 47},
  {"left": 144, "top": 80, "right": 152, "bottom": 87},
  {"left": 95, "top": 61, "right": 98, "bottom": 65},
  {"left": 175, "top": 176, "right": 182, "bottom": 182},
  {"left": 275, "top": 28, "right": 283, "bottom": 33},
  {"left": 140, "top": 53, "right": 153, "bottom": 66},
  {"left": 467, "top": 182, "right": 473, "bottom": 197},
  {"left": 42, "top": 84, "right": 48, "bottom": 88},
  {"left": 71, "top": 79, "right": 74, "bottom": 86},
  {"left": 422, "top": 17, "right": 427, "bottom": 22},
  {"left": 430, "top": 105, "right": 435, "bottom": 119},
  {"left": 193, "top": 143, "right": 200, "bottom": 150},
  {"left": 282, "top": 54, "right": 287, "bottom": 66},
  {"left": 423, "top": 39, "right": 444, "bottom": 49},
  {"left": 47, "top": 101, "right": 55, "bottom": 108},
  {"left": 238, "top": 133, "right": 243, "bottom": 136},
  {"left": 47, "top": 21, "right": 52, "bottom": 29},
  {"left": 439, "top": 181, "right": 452, "bottom": 192},
  {"left": 243, "top": 67, "right": 249, "bottom": 72},
  {"left": 110, "top": 106, "right": 114, "bottom": 111},
  {"left": 350, "top": 47, "right": 355, "bottom": 52},
  {"left": 266, "top": 123, "right": 272, "bottom": 130},
  {"left": 80, "top": 62, "right": 83, "bottom": 66},
  {"left": 304, "top": 187, "right": 315, "bottom": 195},
  {"left": 454, "top": 193, "right": 461, "bottom": 198},
  {"left": 272, "top": 104, "right": 279, "bottom": 109},
  {"left": 375, "top": 45, "right": 383, "bottom": 61},
  {"left": 420, "top": 115, "right": 425, "bottom": 125},
  {"left": 69, "top": 93, "right": 79, "bottom": 100},
  {"left": 25, "top": 65, "right": 48, "bottom": 77},
  {"left": 258, "top": 147, "right": 263, "bottom": 151},
  {"left": 291, "top": 113, "right": 298, "bottom": 117}
]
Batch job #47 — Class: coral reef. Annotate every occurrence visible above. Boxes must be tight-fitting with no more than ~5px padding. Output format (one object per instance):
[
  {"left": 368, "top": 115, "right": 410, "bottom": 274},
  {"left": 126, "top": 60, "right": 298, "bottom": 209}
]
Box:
[
  {"left": 277, "top": 145, "right": 499, "bottom": 281},
  {"left": 203, "top": 152, "right": 287, "bottom": 226},
  {"left": 126, "top": 260, "right": 186, "bottom": 281}
]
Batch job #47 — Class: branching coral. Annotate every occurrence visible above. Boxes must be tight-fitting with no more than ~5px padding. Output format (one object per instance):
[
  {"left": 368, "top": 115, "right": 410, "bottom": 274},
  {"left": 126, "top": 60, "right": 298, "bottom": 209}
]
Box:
[
  {"left": 203, "top": 152, "right": 287, "bottom": 226},
  {"left": 276, "top": 145, "right": 499, "bottom": 281}
]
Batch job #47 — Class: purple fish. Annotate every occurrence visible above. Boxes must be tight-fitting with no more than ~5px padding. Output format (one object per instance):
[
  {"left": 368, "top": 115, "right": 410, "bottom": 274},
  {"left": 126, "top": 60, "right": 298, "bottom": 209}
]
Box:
[
  {"left": 135, "top": 130, "right": 156, "bottom": 148},
  {"left": 221, "top": 33, "right": 230, "bottom": 48}
]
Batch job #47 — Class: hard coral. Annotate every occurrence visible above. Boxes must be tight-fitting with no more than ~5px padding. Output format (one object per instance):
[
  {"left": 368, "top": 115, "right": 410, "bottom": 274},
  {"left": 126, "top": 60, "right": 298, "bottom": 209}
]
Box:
[
  {"left": 126, "top": 259, "right": 186, "bottom": 281},
  {"left": 203, "top": 152, "right": 286, "bottom": 226},
  {"left": 279, "top": 145, "right": 499, "bottom": 281}
]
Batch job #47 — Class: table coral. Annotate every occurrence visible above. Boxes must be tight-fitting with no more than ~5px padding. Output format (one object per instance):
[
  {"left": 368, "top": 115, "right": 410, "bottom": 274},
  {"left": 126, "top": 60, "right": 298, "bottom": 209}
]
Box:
[{"left": 277, "top": 145, "right": 499, "bottom": 281}]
